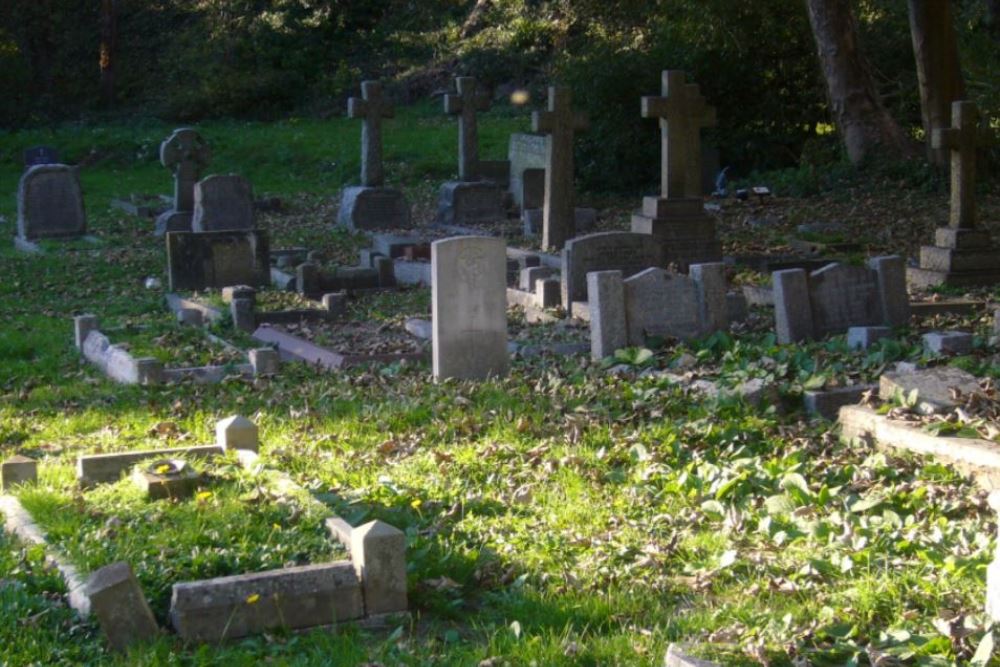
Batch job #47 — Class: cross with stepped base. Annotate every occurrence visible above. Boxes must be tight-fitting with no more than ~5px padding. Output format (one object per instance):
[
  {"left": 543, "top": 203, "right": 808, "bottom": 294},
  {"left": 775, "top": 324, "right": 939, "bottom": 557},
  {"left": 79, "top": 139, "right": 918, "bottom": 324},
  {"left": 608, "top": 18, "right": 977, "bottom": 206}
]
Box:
[
  {"left": 532, "top": 86, "right": 589, "bottom": 251},
  {"left": 641, "top": 70, "right": 716, "bottom": 200},
  {"left": 348, "top": 81, "right": 393, "bottom": 188},
  {"left": 933, "top": 100, "right": 980, "bottom": 230},
  {"left": 444, "top": 76, "right": 492, "bottom": 181}
]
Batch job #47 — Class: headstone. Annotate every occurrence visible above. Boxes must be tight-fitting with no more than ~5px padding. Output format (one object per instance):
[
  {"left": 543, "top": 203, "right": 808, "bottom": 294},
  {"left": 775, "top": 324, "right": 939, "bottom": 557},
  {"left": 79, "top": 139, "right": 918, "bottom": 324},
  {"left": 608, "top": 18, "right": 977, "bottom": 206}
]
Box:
[
  {"left": 216, "top": 415, "right": 258, "bottom": 452},
  {"left": 532, "top": 86, "right": 589, "bottom": 250},
  {"left": 338, "top": 81, "right": 411, "bottom": 230},
  {"left": 432, "top": 236, "right": 508, "bottom": 380},
  {"left": 230, "top": 297, "right": 256, "bottom": 332},
  {"left": 437, "top": 181, "right": 504, "bottom": 227},
  {"left": 74, "top": 314, "right": 99, "bottom": 349},
  {"left": 166, "top": 230, "right": 270, "bottom": 291},
  {"left": 86, "top": 562, "right": 159, "bottom": 651},
  {"left": 351, "top": 520, "right": 407, "bottom": 615},
  {"left": 631, "top": 71, "right": 722, "bottom": 269},
  {"left": 16, "top": 165, "right": 87, "bottom": 249},
  {"left": 519, "top": 266, "right": 557, "bottom": 292},
  {"left": 508, "top": 134, "right": 548, "bottom": 210},
  {"left": 908, "top": 101, "right": 1000, "bottom": 287},
  {"left": 772, "top": 256, "right": 909, "bottom": 344},
  {"left": 623, "top": 263, "right": 728, "bottom": 344},
  {"left": 192, "top": 174, "right": 255, "bottom": 232},
  {"left": 561, "top": 232, "right": 663, "bottom": 309},
  {"left": 176, "top": 308, "right": 204, "bottom": 327},
  {"left": 249, "top": 348, "right": 280, "bottom": 376},
  {"left": 155, "top": 128, "right": 211, "bottom": 236},
  {"left": 1, "top": 455, "right": 37, "bottom": 490},
  {"left": 536, "top": 278, "right": 560, "bottom": 309},
  {"left": 587, "top": 271, "right": 627, "bottom": 360},
  {"left": 23, "top": 146, "right": 60, "bottom": 167}
]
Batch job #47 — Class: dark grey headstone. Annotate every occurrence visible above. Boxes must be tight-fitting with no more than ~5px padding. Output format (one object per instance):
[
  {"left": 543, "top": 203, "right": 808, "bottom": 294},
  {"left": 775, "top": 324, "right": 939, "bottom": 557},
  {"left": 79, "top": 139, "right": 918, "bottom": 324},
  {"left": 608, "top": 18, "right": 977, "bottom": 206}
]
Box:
[
  {"left": 166, "top": 230, "right": 270, "bottom": 291},
  {"left": 809, "top": 263, "right": 881, "bottom": 338},
  {"left": 561, "top": 231, "right": 662, "bottom": 308},
  {"left": 192, "top": 174, "right": 255, "bottom": 232},
  {"left": 17, "top": 165, "right": 87, "bottom": 240}
]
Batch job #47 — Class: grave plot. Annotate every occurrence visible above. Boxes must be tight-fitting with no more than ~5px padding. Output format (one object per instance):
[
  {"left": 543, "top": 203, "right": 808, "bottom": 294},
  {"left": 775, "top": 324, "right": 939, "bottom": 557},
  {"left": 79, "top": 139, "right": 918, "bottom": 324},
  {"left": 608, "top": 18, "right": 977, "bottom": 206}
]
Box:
[
  {"left": 507, "top": 314, "right": 589, "bottom": 358},
  {"left": 167, "top": 286, "right": 342, "bottom": 333},
  {"left": 74, "top": 314, "right": 278, "bottom": 384},
  {"left": 3, "top": 424, "right": 408, "bottom": 644},
  {"left": 252, "top": 288, "right": 430, "bottom": 370}
]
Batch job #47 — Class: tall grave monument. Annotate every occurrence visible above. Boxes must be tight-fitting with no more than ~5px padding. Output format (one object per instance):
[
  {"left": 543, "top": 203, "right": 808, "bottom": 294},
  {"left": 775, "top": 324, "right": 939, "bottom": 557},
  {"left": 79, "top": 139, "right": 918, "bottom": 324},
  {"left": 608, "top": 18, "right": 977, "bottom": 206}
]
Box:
[
  {"left": 338, "top": 81, "right": 411, "bottom": 231},
  {"left": 908, "top": 101, "right": 1000, "bottom": 287},
  {"left": 531, "top": 86, "right": 589, "bottom": 251},
  {"left": 155, "top": 128, "right": 211, "bottom": 236},
  {"left": 437, "top": 76, "right": 506, "bottom": 227},
  {"left": 632, "top": 71, "right": 722, "bottom": 270}
]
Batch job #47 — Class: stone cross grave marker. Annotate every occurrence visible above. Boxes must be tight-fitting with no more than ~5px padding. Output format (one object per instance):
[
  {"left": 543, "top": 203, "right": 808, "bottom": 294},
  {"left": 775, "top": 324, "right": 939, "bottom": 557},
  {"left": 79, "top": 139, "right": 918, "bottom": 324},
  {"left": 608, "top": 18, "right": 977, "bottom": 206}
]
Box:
[
  {"left": 432, "top": 236, "right": 508, "bottom": 380},
  {"left": 349, "top": 81, "right": 393, "bottom": 188},
  {"left": 532, "top": 86, "right": 589, "bottom": 250},
  {"left": 642, "top": 70, "right": 715, "bottom": 200},
  {"left": 932, "top": 100, "right": 979, "bottom": 230},
  {"left": 161, "top": 128, "right": 211, "bottom": 214},
  {"left": 444, "top": 76, "right": 491, "bottom": 181}
]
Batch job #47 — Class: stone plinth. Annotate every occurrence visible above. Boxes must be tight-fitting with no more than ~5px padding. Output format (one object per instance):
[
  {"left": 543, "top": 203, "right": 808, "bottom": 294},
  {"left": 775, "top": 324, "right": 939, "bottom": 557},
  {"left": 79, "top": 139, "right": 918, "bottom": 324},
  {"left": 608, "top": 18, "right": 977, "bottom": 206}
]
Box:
[
  {"left": 908, "top": 229, "right": 1000, "bottom": 288},
  {"left": 630, "top": 197, "right": 722, "bottom": 271},
  {"left": 437, "top": 181, "right": 505, "bottom": 227},
  {"left": 338, "top": 186, "right": 410, "bottom": 231}
]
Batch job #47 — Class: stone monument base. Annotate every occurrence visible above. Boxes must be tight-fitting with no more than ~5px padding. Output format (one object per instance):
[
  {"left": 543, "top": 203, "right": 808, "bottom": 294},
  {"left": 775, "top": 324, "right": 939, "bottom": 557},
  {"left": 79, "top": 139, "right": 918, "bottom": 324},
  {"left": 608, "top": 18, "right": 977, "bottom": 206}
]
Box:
[
  {"left": 906, "top": 228, "right": 1000, "bottom": 288},
  {"left": 631, "top": 197, "right": 722, "bottom": 271},
  {"left": 155, "top": 210, "right": 193, "bottom": 237},
  {"left": 437, "top": 181, "right": 505, "bottom": 227},
  {"left": 338, "top": 186, "right": 410, "bottom": 231}
]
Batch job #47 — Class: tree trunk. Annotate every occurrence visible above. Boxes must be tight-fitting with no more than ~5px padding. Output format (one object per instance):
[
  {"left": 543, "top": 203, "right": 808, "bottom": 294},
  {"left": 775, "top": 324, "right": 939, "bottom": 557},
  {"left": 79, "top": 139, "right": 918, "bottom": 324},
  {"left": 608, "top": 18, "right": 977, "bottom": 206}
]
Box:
[
  {"left": 908, "top": 0, "right": 965, "bottom": 166},
  {"left": 987, "top": 0, "right": 1000, "bottom": 36},
  {"left": 99, "top": 0, "right": 117, "bottom": 108},
  {"left": 805, "top": 0, "right": 914, "bottom": 165}
]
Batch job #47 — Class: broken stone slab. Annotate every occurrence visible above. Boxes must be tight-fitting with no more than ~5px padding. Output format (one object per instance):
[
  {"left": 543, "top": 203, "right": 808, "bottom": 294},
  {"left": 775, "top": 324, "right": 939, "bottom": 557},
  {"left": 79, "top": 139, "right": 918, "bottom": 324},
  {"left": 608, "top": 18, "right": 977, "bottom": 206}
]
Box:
[
  {"left": 86, "top": 562, "right": 160, "bottom": 651},
  {"left": 1, "top": 455, "right": 37, "bottom": 490},
  {"left": 404, "top": 318, "right": 432, "bottom": 340},
  {"left": 803, "top": 384, "right": 874, "bottom": 420},
  {"left": 170, "top": 561, "right": 364, "bottom": 642},
  {"left": 840, "top": 405, "right": 1000, "bottom": 490},
  {"left": 923, "top": 331, "right": 974, "bottom": 355},
  {"left": 176, "top": 308, "right": 204, "bottom": 327},
  {"left": 879, "top": 366, "right": 981, "bottom": 415},
  {"left": 165, "top": 293, "right": 225, "bottom": 325},
  {"left": 78, "top": 445, "right": 224, "bottom": 487},
  {"left": 665, "top": 644, "right": 721, "bottom": 667}
]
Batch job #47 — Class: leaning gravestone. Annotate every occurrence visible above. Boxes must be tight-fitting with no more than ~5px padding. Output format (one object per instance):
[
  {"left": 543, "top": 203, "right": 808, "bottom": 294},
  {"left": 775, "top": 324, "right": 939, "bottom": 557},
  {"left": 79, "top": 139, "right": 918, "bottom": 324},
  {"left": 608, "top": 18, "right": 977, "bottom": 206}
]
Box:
[
  {"left": 773, "top": 256, "right": 909, "bottom": 344},
  {"left": 155, "top": 128, "right": 211, "bottom": 236},
  {"left": 561, "top": 231, "right": 663, "bottom": 309},
  {"left": 192, "top": 174, "right": 255, "bottom": 232},
  {"left": 432, "top": 236, "right": 508, "bottom": 380},
  {"left": 166, "top": 230, "right": 270, "bottom": 291},
  {"left": 338, "top": 81, "right": 411, "bottom": 230},
  {"left": 15, "top": 164, "right": 87, "bottom": 252}
]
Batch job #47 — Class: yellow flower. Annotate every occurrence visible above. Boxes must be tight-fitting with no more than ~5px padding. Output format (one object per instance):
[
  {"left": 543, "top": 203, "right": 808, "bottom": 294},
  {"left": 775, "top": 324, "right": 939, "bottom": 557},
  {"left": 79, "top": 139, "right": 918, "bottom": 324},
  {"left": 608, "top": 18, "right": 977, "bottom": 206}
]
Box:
[
  {"left": 196, "top": 491, "right": 213, "bottom": 502},
  {"left": 156, "top": 464, "right": 171, "bottom": 474},
  {"left": 245, "top": 593, "right": 260, "bottom": 605},
  {"left": 410, "top": 499, "right": 422, "bottom": 510}
]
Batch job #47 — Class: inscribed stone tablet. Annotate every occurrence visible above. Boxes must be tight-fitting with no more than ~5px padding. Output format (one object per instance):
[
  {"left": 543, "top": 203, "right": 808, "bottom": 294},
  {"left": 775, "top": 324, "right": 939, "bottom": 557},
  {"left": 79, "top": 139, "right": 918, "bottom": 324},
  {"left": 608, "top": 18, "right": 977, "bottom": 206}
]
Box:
[{"left": 17, "top": 165, "right": 86, "bottom": 240}]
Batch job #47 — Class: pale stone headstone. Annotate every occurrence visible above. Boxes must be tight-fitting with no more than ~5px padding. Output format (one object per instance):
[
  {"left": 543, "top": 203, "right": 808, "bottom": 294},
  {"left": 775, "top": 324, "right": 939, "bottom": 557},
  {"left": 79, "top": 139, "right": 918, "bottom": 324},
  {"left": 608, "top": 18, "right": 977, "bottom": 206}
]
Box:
[
  {"left": 351, "top": 520, "right": 408, "bottom": 615},
  {"left": 432, "top": 236, "right": 508, "bottom": 380},
  {"left": 155, "top": 128, "right": 211, "bottom": 235},
  {"left": 532, "top": 86, "right": 589, "bottom": 250},
  {"left": 166, "top": 230, "right": 270, "bottom": 291},
  {"left": 16, "top": 164, "right": 87, "bottom": 245},
  {"left": 536, "top": 277, "right": 560, "bottom": 309},
  {"left": 86, "top": 562, "right": 159, "bottom": 651},
  {"left": 192, "top": 174, "right": 255, "bottom": 232},
  {"left": 587, "top": 271, "right": 627, "bottom": 360},
  {"left": 508, "top": 134, "right": 548, "bottom": 210},
  {"left": 561, "top": 232, "right": 663, "bottom": 309},
  {"left": 216, "top": 415, "right": 258, "bottom": 452}
]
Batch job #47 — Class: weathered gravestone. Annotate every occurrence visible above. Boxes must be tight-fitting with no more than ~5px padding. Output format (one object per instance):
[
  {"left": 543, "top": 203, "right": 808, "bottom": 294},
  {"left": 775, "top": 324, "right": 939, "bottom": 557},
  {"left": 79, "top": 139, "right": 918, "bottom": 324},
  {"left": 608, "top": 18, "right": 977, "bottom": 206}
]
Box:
[
  {"left": 508, "top": 134, "right": 548, "bottom": 211},
  {"left": 167, "top": 230, "right": 270, "bottom": 291},
  {"left": 561, "top": 232, "right": 663, "bottom": 310},
  {"left": 338, "top": 81, "right": 411, "bottom": 230},
  {"left": 773, "top": 256, "right": 909, "bottom": 344},
  {"left": 155, "top": 128, "right": 211, "bottom": 236},
  {"left": 631, "top": 71, "right": 722, "bottom": 269},
  {"left": 587, "top": 263, "right": 728, "bottom": 359},
  {"left": 532, "top": 86, "right": 589, "bottom": 250},
  {"left": 192, "top": 174, "right": 255, "bottom": 232},
  {"left": 432, "top": 236, "right": 508, "bottom": 380},
  {"left": 23, "top": 146, "right": 60, "bottom": 168},
  {"left": 15, "top": 164, "right": 87, "bottom": 252},
  {"left": 908, "top": 101, "right": 1000, "bottom": 287}
]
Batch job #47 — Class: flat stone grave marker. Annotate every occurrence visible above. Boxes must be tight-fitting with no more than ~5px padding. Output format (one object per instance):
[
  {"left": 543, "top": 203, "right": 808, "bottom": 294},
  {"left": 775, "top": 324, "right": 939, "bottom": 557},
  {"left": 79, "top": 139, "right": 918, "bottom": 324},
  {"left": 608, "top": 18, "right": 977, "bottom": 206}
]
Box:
[
  {"left": 432, "top": 236, "right": 508, "bottom": 380},
  {"left": 879, "top": 365, "right": 981, "bottom": 414},
  {"left": 16, "top": 164, "right": 87, "bottom": 250},
  {"left": 561, "top": 231, "right": 663, "bottom": 309},
  {"left": 166, "top": 230, "right": 270, "bottom": 291},
  {"left": 192, "top": 174, "right": 255, "bottom": 232}
]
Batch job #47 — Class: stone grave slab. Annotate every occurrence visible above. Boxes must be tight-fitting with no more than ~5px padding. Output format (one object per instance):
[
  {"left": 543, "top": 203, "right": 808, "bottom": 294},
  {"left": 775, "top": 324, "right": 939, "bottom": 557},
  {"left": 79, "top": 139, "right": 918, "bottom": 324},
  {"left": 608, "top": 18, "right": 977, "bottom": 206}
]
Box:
[
  {"left": 166, "top": 230, "right": 270, "bottom": 291},
  {"left": 252, "top": 323, "right": 427, "bottom": 370},
  {"left": 879, "top": 365, "right": 981, "bottom": 414},
  {"left": 432, "top": 236, "right": 508, "bottom": 380},
  {"left": 192, "top": 174, "right": 255, "bottom": 232},
  {"left": 561, "top": 232, "right": 663, "bottom": 309},
  {"left": 16, "top": 165, "right": 87, "bottom": 247}
]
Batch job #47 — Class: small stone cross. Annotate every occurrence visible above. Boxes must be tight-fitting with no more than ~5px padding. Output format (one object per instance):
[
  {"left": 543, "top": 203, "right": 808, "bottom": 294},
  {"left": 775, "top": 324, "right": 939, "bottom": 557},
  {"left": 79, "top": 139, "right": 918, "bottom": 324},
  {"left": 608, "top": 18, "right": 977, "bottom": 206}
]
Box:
[
  {"left": 932, "top": 100, "right": 980, "bottom": 229},
  {"left": 348, "top": 81, "right": 394, "bottom": 188},
  {"left": 160, "top": 128, "right": 211, "bottom": 212},
  {"left": 683, "top": 83, "right": 716, "bottom": 198},
  {"left": 444, "top": 76, "right": 492, "bottom": 181},
  {"left": 532, "top": 86, "right": 589, "bottom": 250}
]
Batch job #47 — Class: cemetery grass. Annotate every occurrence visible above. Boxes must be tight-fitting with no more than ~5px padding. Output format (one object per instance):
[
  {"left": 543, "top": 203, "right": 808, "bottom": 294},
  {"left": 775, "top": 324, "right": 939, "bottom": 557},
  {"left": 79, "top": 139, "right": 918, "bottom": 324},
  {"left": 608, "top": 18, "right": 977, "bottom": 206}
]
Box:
[{"left": 1, "top": 119, "right": 1000, "bottom": 664}]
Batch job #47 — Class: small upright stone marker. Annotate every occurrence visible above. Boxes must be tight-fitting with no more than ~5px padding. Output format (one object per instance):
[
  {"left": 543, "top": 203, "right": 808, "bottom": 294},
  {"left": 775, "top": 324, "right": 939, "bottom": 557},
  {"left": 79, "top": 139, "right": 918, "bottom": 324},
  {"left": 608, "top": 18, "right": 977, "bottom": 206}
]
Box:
[
  {"left": 1, "top": 456, "right": 37, "bottom": 490},
  {"left": 532, "top": 86, "right": 589, "bottom": 250},
  {"left": 908, "top": 101, "right": 1000, "bottom": 287},
  {"left": 192, "top": 174, "right": 255, "bottom": 232},
  {"left": 16, "top": 164, "right": 88, "bottom": 252},
  {"left": 216, "top": 415, "right": 258, "bottom": 452},
  {"left": 923, "top": 331, "right": 974, "bottom": 355},
  {"left": 587, "top": 271, "right": 627, "bottom": 360},
  {"left": 86, "top": 562, "right": 159, "bottom": 651},
  {"left": 155, "top": 128, "right": 211, "bottom": 236},
  {"left": 351, "top": 520, "right": 408, "bottom": 615},
  {"left": 74, "top": 314, "right": 99, "bottom": 349},
  {"left": 338, "top": 81, "right": 411, "bottom": 230},
  {"left": 432, "top": 236, "right": 508, "bottom": 380}
]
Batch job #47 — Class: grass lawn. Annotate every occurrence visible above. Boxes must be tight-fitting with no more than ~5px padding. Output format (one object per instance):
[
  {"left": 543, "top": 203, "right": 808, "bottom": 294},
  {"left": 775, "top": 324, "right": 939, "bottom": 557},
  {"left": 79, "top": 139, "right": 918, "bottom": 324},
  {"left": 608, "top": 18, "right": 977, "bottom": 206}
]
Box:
[{"left": 0, "top": 107, "right": 999, "bottom": 665}]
